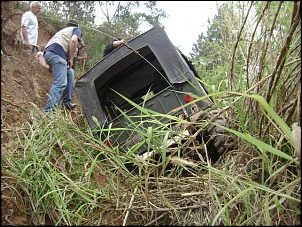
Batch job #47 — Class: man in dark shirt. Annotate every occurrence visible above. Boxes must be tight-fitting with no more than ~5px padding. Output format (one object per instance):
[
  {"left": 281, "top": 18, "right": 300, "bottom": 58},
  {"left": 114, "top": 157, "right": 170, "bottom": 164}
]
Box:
[
  {"left": 103, "top": 38, "right": 125, "bottom": 57},
  {"left": 72, "top": 42, "right": 87, "bottom": 70}
]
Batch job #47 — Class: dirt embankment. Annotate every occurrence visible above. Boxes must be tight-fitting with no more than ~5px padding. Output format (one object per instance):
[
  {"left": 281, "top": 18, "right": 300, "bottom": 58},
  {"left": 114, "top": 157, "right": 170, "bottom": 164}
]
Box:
[{"left": 2, "top": 2, "right": 60, "bottom": 225}]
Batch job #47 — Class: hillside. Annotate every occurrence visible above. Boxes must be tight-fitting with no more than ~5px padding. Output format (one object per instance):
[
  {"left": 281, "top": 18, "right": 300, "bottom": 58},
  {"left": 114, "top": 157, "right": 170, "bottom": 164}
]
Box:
[
  {"left": 1, "top": 2, "right": 300, "bottom": 226},
  {"left": 1, "top": 2, "right": 82, "bottom": 225}
]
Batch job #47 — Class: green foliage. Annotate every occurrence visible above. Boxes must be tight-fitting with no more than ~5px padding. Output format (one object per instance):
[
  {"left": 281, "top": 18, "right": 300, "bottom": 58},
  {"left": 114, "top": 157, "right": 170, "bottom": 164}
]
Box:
[
  {"left": 15, "top": 1, "right": 167, "bottom": 76},
  {"left": 190, "top": 1, "right": 300, "bottom": 135},
  {"left": 2, "top": 95, "right": 300, "bottom": 225},
  {"left": 95, "top": 1, "right": 167, "bottom": 43},
  {"left": 190, "top": 2, "right": 248, "bottom": 88},
  {"left": 15, "top": 1, "right": 30, "bottom": 12},
  {"left": 3, "top": 1, "right": 301, "bottom": 226},
  {"left": 41, "top": 1, "right": 96, "bottom": 26}
]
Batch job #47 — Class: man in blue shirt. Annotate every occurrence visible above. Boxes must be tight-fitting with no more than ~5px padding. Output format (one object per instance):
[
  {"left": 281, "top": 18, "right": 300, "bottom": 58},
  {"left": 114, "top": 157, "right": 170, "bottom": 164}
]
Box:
[{"left": 43, "top": 19, "right": 83, "bottom": 112}]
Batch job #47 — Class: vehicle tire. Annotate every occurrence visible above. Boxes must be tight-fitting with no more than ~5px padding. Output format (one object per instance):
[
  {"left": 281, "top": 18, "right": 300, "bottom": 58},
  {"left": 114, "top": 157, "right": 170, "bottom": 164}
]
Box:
[{"left": 192, "top": 109, "right": 234, "bottom": 162}]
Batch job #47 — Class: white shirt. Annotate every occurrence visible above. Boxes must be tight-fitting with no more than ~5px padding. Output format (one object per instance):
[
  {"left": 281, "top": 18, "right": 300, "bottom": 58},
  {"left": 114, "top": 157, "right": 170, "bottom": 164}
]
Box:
[{"left": 20, "top": 11, "right": 38, "bottom": 46}]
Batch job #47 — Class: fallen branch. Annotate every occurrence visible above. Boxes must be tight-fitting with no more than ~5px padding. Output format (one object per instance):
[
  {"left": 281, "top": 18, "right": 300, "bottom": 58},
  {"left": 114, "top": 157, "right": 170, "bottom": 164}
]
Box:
[{"left": 1, "top": 98, "right": 27, "bottom": 112}]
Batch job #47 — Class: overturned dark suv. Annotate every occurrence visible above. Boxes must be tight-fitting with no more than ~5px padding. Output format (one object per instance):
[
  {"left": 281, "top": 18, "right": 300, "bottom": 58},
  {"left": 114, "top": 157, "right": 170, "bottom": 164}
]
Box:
[{"left": 75, "top": 27, "right": 233, "bottom": 161}]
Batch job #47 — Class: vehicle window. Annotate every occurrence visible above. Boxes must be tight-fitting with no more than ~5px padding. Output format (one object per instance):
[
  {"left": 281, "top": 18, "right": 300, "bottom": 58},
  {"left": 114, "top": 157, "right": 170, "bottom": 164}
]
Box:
[{"left": 98, "top": 46, "right": 171, "bottom": 120}]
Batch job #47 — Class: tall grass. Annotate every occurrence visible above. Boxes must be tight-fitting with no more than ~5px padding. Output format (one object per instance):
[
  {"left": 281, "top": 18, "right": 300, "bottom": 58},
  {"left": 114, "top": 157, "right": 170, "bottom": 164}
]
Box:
[
  {"left": 2, "top": 88, "right": 300, "bottom": 226},
  {"left": 1, "top": 1, "right": 300, "bottom": 226}
]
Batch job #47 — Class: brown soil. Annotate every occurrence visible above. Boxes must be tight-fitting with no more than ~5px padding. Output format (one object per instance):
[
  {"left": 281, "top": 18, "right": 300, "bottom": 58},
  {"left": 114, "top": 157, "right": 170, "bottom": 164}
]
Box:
[{"left": 1, "top": 2, "right": 83, "bottom": 225}]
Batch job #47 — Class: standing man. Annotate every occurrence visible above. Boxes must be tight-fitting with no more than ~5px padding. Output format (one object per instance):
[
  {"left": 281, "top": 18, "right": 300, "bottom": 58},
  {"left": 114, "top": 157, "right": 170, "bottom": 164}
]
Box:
[
  {"left": 20, "top": 1, "right": 42, "bottom": 55},
  {"left": 42, "top": 19, "right": 84, "bottom": 113}
]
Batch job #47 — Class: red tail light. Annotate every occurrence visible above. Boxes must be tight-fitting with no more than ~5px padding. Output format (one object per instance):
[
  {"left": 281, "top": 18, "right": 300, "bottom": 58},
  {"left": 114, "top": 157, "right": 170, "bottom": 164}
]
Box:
[
  {"left": 104, "top": 139, "right": 112, "bottom": 147},
  {"left": 184, "top": 93, "right": 195, "bottom": 103}
]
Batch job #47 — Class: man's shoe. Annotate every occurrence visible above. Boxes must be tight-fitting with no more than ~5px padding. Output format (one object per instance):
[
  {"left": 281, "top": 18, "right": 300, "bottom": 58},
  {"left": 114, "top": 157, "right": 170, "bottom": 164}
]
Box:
[{"left": 63, "top": 103, "right": 77, "bottom": 110}]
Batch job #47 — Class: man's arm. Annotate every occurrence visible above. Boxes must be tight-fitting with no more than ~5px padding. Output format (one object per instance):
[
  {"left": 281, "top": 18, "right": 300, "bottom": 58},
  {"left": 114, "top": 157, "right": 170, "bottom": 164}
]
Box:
[
  {"left": 21, "top": 26, "right": 30, "bottom": 47},
  {"left": 21, "top": 13, "right": 30, "bottom": 47},
  {"left": 79, "top": 42, "right": 86, "bottom": 50},
  {"left": 113, "top": 39, "right": 125, "bottom": 48},
  {"left": 68, "top": 35, "right": 79, "bottom": 68},
  {"left": 103, "top": 39, "right": 125, "bottom": 57},
  {"left": 76, "top": 53, "right": 88, "bottom": 61}
]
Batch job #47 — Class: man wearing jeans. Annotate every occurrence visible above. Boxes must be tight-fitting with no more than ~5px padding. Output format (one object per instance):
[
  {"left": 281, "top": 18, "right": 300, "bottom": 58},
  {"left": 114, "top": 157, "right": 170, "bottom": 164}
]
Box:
[{"left": 42, "top": 19, "right": 83, "bottom": 113}]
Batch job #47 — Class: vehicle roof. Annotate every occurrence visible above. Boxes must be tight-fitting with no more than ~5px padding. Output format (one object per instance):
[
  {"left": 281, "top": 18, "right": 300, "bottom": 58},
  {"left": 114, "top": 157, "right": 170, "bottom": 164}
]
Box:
[{"left": 75, "top": 27, "right": 194, "bottom": 130}]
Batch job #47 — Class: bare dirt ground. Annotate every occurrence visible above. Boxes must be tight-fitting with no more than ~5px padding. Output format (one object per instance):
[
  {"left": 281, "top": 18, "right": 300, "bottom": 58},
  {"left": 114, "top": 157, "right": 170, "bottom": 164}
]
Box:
[{"left": 1, "top": 2, "right": 82, "bottom": 225}]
